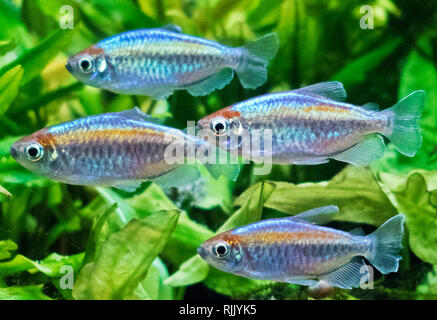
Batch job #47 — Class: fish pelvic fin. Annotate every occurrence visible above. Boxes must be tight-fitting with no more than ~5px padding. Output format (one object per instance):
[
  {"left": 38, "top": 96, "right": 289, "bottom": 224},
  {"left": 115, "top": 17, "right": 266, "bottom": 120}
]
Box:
[
  {"left": 185, "top": 68, "right": 234, "bottom": 96},
  {"left": 235, "top": 33, "right": 279, "bottom": 89},
  {"left": 382, "top": 90, "right": 426, "bottom": 157},
  {"left": 365, "top": 214, "right": 405, "bottom": 274}
]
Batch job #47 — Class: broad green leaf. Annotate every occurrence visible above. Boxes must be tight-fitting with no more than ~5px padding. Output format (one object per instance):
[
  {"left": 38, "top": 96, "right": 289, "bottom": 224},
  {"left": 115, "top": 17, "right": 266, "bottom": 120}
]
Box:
[
  {"left": 0, "top": 285, "right": 52, "bottom": 300},
  {"left": 164, "top": 255, "right": 209, "bottom": 287},
  {"left": 377, "top": 171, "right": 437, "bottom": 265},
  {"left": 236, "top": 166, "right": 397, "bottom": 226},
  {"left": 0, "top": 29, "right": 73, "bottom": 85},
  {"left": 72, "top": 210, "right": 180, "bottom": 300},
  {"left": 0, "top": 65, "right": 23, "bottom": 117},
  {"left": 138, "top": 257, "right": 173, "bottom": 300}
]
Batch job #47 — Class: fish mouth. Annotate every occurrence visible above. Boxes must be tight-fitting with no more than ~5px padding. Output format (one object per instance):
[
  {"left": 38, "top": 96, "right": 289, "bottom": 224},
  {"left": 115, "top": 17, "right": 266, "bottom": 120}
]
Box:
[
  {"left": 65, "top": 63, "right": 73, "bottom": 73},
  {"left": 197, "top": 246, "right": 206, "bottom": 259},
  {"left": 9, "top": 145, "right": 18, "bottom": 159}
]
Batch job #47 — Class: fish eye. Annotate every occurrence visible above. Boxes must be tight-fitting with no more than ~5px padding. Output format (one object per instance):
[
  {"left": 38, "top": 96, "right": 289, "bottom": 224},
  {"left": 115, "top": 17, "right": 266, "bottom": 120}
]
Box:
[
  {"left": 25, "top": 143, "right": 44, "bottom": 162},
  {"left": 78, "top": 56, "right": 94, "bottom": 73},
  {"left": 210, "top": 117, "right": 229, "bottom": 136},
  {"left": 213, "top": 241, "right": 230, "bottom": 258}
]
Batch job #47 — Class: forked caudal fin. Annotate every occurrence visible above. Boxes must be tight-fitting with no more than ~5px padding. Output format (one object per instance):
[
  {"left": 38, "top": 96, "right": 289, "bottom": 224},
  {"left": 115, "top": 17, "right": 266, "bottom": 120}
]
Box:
[
  {"left": 383, "top": 90, "right": 426, "bottom": 157},
  {"left": 365, "top": 214, "right": 405, "bottom": 274},
  {"left": 236, "top": 33, "right": 279, "bottom": 89}
]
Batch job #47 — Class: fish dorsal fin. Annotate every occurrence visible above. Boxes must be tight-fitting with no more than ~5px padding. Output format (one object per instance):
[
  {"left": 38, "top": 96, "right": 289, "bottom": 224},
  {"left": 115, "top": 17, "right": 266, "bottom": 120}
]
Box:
[
  {"left": 349, "top": 227, "right": 365, "bottom": 236},
  {"left": 162, "top": 24, "right": 182, "bottom": 33},
  {"left": 295, "top": 81, "right": 347, "bottom": 102},
  {"left": 362, "top": 102, "right": 379, "bottom": 111},
  {"left": 117, "top": 107, "right": 163, "bottom": 124},
  {"left": 290, "top": 205, "right": 339, "bottom": 225}
]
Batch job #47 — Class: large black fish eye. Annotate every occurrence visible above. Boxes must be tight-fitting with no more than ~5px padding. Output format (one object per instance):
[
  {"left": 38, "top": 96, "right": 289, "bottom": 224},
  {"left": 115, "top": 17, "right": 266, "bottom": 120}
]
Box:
[
  {"left": 25, "top": 143, "right": 44, "bottom": 162},
  {"left": 210, "top": 117, "right": 229, "bottom": 136},
  {"left": 78, "top": 56, "right": 94, "bottom": 73},
  {"left": 213, "top": 241, "right": 230, "bottom": 258}
]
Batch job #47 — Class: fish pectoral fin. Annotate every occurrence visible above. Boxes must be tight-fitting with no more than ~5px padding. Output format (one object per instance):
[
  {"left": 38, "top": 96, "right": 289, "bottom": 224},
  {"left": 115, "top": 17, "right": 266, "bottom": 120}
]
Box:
[
  {"left": 330, "top": 134, "right": 386, "bottom": 165},
  {"left": 152, "top": 164, "right": 201, "bottom": 189},
  {"left": 185, "top": 68, "right": 234, "bottom": 96},
  {"left": 162, "top": 24, "right": 182, "bottom": 33},
  {"left": 117, "top": 107, "right": 164, "bottom": 124},
  {"left": 112, "top": 181, "right": 142, "bottom": 193},
  {"left": 285, "top": 278, "right": 319, "bottom": 287},
  {"left": 294, "top": 81, "right": 347, "bottom": 102},
  {"left": 292, "top": 158, "right": 329, "bottom": 165},
  {"left": 290, "top": 205, "right": 339, "bottom": 225},
  {"left": 319, "top": 257, "right": 369, "bottom": 289}
]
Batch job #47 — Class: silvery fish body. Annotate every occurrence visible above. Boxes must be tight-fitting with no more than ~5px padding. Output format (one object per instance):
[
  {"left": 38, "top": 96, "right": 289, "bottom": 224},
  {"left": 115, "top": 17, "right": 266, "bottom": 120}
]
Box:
[
  {"left": 198, "top": 82, "right": 425, "bottom": 165},
  {"left": 10, "top": 108, "right": 238, "bottom": 192},
  {"left": 198, "top": 206, "right": 405, "bottom": 289},
  {"left": 66, "top": 25, "right": 279, "bottom": 99}
]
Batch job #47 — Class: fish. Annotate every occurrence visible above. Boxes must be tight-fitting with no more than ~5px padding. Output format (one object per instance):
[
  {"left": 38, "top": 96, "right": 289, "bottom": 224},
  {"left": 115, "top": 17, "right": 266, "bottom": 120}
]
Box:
[
  {"left": 198, "top": 206, "right": 405, "bottom": 289},
  {"left": 66, "top": 24, "right": 279, "bottom": 100},
  {"left": 10, "top": 107, "right": 239, "bottom": 192},
  {"left": 197, "top": 81, "right": 426, "bottom": 166}
]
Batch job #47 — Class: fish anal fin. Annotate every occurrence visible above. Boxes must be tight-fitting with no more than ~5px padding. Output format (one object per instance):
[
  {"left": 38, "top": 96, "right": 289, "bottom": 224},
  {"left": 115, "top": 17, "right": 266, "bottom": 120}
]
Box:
[
  {"left": 152, "top": 164, "right": 200, "bottom": 189},
  {"left": 285, "top": 278, "right": 319, "bottom": 287},
  {"left": 112, "top": 181, "right": 142, "bottom": 193},
  {"left": 330, "top": 134, "right": 386, "bottom": 165},
  {"left": 290, "top": 205, "right": 339, "bottom": 225},
  {"left": 295, "top": 81, "right": 347, "bottom": 102},
  {"left": 292, "top": 158, "right": 329, "bottom": 165},
  {"left": 185, "top": 69, "right": 234, "bottom": 96},
  {"left": 320, "top": 257, "right": 369, "bottom": 289}
]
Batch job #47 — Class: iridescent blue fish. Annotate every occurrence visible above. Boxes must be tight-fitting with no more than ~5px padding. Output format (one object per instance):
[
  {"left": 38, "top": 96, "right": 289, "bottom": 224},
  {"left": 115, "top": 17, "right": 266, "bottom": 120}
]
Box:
[
  {"left": 198, "top": 206, "right": 405, "bottom": 289},
  {"left": 66, "top": 25, "right": 279, "bottom": 100}
]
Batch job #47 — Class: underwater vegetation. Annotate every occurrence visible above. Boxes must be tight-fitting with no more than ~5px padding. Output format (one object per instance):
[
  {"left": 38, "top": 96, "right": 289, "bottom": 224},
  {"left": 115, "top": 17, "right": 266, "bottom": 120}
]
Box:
[{"left": 0, "top": 0, "right": 437, "bottom": 300}]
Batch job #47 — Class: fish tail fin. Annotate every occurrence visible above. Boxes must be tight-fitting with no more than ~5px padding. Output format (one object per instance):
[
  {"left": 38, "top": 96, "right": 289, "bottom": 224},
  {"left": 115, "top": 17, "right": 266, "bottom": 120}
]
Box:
[
  {"left": 235, "top": 33, "right": 279, "bottom": 89},
  {"left": 383, "top": 90, "right": 425, "bottom": 157},
  {"left": 203, "top": 147, "right": 241, "bottom": 181},
  {"left": 365, "top": 214, "right": 405, "bottom": 274}
]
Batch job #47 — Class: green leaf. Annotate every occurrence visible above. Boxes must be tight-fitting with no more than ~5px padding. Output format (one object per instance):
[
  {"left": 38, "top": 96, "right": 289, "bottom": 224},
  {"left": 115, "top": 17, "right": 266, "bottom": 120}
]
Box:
[
  {"left": 0, "top": 65, "right": 23, "bottom": 117},
  {"left": 0, "top": 239, "right": 18, "bottom": 260},
  {"left": 0, "top": 39, "right": 17, "bottom": 56},
  {"left": 0, "top": 285, "right": 52, "bottom": 300},
  {"left": 236, "top": 166, "right": 397, "bottom": 226},
  {"left": 332, "top": 38, "right": 401, "bottom": 85},
  {"left": 0, "top": 29, "right": 73, "bottom": 86},
  {"left": 377, "top": 171, "right": 437, "bottom": 265},
  {"left": 72, "top": 210, "right": 180, "bottom": 300},
  {"left": 138, "top": 257, "right": 173, "bottom": 300}
]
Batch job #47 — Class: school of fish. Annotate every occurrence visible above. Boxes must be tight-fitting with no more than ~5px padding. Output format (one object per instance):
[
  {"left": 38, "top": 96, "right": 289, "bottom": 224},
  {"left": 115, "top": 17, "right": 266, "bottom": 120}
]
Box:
[{"left": 10, "top": 24, "right": 425, "bottom": 290}]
